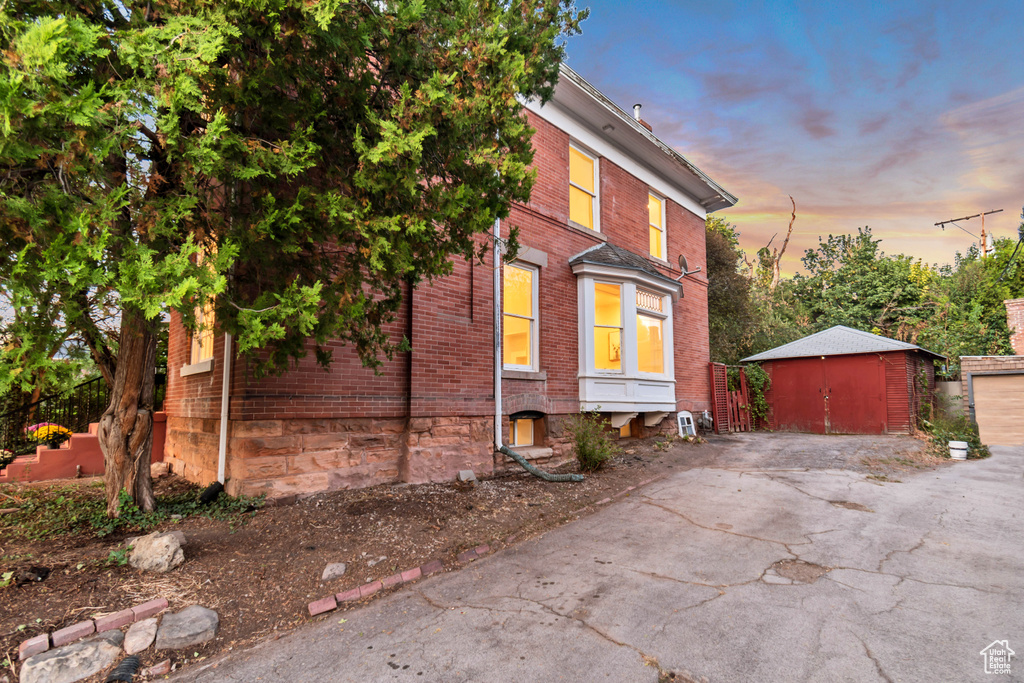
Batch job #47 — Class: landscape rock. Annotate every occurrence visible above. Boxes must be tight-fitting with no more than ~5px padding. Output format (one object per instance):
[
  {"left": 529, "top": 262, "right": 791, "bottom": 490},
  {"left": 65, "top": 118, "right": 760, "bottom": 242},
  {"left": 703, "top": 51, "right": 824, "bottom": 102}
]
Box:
[
  {"left": 150, "top": 461, "right": 170, "bottom": 479},
  {"left": 126, "top": 530, "right": 186, "bottom": 549},
  {"left": 145, "top": 660, "right": 171, "bottom": 677},
  {"left": 128, "top": 532, "right": 185, "bottom": 573},
  {"left": 321, "top": 562, "right": 347, "bottom": 581},
  {"left": 20, "top": 631, "right": 123, "bottom": 683},
  {"left": 155, "top": 606, "right": 219, "bottom": 650},
  {"left": 457, "top": 469, "right": 478, "bottom": 486},
  {"left": 124, "top": 617, "right": 158, "bottom": 654}
]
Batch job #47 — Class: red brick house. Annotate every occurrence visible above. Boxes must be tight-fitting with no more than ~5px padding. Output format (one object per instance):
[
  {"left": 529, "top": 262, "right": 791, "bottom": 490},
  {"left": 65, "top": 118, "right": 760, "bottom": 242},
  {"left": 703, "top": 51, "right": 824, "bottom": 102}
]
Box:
[{"left": 163, "top": 66, "right": 737, "bottom": 498}]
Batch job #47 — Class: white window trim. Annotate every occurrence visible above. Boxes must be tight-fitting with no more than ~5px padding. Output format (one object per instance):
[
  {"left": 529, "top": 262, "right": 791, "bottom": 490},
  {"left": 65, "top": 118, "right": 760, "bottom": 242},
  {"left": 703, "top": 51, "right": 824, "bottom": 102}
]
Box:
[
  {"left": 648, "top": 191, "right": 667, "bottom": 262},
  {"left": 635, "top": 289, "right": 669, "bottom": 378},
  {"left": 569, "top": 142, "right": 600, "bottom": 233},
  {"left": 502, "top": 262, "right": 540, "bottom": 372},
  {"left": 510, "top": 418, "right": 535, "bottom": 447},
  {"left": 592, "top": 280, "right": 624, "bottom": 375},
  {"left": 576, "top": 271, "right": 677, "bottom": 382}
]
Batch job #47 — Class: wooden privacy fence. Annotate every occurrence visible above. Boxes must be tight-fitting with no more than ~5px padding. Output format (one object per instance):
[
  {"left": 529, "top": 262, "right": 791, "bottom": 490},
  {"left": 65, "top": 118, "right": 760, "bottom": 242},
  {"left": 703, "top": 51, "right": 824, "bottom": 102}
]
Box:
[{"left": 709, "top": 362, "right": 752, "bottom": 434}]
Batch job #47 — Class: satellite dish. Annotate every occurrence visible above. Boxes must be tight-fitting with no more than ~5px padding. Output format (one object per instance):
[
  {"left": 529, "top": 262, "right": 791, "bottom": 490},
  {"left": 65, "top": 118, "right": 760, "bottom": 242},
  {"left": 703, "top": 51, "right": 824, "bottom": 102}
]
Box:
[{"left": 674, "top": 253, "right": 702, "bottom": 281}]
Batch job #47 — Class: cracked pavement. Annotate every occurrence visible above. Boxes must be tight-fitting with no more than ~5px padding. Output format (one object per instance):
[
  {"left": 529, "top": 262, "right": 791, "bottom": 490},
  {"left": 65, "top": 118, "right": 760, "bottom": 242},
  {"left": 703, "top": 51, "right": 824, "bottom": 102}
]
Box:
[{"left": 177, "top": 435, "right": 1024, "bottom": 682}]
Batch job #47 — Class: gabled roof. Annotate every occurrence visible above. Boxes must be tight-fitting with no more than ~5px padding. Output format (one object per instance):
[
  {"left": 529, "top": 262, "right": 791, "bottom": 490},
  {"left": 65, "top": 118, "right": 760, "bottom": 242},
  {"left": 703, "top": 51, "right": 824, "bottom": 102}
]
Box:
[
  {"left": 568, "top": 243, "right": 679, "bottom": 288},
  {"left": 741, "top": 325, "right": 945, "bottom": 363}
]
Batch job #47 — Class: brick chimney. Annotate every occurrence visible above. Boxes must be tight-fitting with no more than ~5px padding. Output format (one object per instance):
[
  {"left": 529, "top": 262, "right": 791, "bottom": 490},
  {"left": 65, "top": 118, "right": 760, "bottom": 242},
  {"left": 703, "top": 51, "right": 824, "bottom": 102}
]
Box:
[{"left": 1006, "top": 298, "right": 1024, "bottom": 354}]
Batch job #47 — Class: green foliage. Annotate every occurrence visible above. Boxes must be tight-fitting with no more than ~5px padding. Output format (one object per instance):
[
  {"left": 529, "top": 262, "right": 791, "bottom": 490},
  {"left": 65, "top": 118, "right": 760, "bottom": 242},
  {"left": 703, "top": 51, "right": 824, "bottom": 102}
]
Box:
[
  {"left": 105, "top": 546, "right": 131, "bottom": 567},
  {"left": 743, "top": 363, "right": 771, "bottom": 424},
  {"left": 0, "top": 485, "right": 264, "bottom": 541},
  {"left": 564, "top": 409, "right": 621, "bottom": 473},
  {"left": 706, "top": 216, "right": 753, "bottom": 364},
  {"left": 0, "top": 570, "right": 13, "bottom": 588},
  {"left": 0, "top": 0, "right": 586, "bottom": 395},
  {"left": 921, "top": 413, "right": 990, "bottom": 460}
]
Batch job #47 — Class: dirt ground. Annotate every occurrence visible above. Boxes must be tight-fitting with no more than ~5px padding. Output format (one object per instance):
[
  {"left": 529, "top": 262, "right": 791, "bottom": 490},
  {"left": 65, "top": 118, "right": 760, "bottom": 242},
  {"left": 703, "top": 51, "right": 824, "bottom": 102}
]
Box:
[{"left": 0, "top": 431, "right": 939, "bottom": 682}]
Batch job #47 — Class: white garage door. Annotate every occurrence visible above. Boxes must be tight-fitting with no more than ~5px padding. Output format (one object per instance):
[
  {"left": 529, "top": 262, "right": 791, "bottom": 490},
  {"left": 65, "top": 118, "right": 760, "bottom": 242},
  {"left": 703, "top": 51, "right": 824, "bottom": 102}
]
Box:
[{"left": 974, "top": 374, "right": 1024, "bottom": 446}]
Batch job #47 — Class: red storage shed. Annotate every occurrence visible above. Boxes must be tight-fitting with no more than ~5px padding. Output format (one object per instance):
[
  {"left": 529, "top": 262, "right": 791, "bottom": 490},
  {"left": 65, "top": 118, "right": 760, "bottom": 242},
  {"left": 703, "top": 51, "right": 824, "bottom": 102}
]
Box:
[{"left": 741, "top": 326, "right": 943, "bottom": 435}]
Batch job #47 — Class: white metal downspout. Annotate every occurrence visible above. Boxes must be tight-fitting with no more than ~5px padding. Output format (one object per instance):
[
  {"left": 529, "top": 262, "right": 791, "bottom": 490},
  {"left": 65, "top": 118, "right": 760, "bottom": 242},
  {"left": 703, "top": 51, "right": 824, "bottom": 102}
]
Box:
[
  {"left": 217, "top": 332, "right": 232, "bottom": 484},
  {"left": 493, "top": 217, "right": 503, "bottom": 450}
]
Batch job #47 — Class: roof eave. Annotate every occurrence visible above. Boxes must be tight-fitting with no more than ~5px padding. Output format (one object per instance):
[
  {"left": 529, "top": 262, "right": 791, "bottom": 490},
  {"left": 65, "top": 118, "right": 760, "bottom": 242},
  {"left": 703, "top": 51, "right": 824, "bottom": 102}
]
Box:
[{"left": 554, "top": 65, "right": 738, "bottom": 212}]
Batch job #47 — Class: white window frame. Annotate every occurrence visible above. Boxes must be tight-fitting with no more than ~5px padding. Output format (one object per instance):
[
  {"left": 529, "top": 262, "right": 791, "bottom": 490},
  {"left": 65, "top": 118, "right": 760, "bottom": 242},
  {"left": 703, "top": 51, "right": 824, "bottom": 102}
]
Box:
[
  {"left": 502, "top": 262, "right": 539, "bottom": 372},
  {"left": 569, "top": 142, "right": 600, "bottom": 233},
  {"left": 592, "top": 280, "right": 624, "bottom": 375},
  {"left": 648, "top": 191, "right": 667, "bottom": 262},
  {"left": 510, "top": 417, "right": 535, "bottom": 447},
  {"left": 635, "top": 288, "right": 669, "bottom": 377},
  {"left": 577, "top": 276, "right": 675, "bottom": 381}
]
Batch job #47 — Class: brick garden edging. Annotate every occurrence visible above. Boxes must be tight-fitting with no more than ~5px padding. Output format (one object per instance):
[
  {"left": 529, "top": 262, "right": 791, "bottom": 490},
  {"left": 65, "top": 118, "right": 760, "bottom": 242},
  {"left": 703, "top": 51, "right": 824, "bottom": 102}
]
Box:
[
  {"left": 18, "top": 598, "right": 168, "bottom": 661},
  {"left": 308, "top": 546, "right": 490, "bottom": 617},
  {"left": 306, "top": 475, "right": 667, "bottom": 617}
]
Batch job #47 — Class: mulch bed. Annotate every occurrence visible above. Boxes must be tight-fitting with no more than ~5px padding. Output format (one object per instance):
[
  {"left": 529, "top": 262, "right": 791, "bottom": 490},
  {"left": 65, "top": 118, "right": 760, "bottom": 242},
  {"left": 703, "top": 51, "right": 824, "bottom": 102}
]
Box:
[{"left": 0, "top": 436, "right": 720, "bottom": 682}]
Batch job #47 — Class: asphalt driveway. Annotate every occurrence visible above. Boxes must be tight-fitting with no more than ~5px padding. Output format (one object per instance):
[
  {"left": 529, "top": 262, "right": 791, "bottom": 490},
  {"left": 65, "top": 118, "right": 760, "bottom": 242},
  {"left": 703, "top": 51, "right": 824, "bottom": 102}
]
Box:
[{"left": 179, "top": 434, "right": 1024, "bottom": 682}]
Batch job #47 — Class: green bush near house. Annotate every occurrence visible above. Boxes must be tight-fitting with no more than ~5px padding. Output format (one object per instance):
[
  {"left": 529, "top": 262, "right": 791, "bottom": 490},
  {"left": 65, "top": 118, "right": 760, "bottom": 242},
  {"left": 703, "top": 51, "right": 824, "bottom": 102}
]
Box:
[{"left": 565, "top": 409, "right": 622, "bottom": 472}]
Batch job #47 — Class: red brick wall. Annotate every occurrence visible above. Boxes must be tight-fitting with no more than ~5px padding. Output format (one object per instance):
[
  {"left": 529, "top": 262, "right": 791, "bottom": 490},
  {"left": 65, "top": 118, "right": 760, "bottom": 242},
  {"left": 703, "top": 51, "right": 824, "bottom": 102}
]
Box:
[{"left": 164, "top": 109, "right": 715, "bottom": 494}]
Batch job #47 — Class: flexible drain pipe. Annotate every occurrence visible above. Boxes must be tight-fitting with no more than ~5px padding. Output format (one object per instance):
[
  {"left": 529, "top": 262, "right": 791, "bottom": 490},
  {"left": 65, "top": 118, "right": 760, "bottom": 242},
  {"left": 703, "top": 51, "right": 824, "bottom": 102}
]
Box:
[{"left": 492, "top": 218, "right": 583, "bottom": 483}]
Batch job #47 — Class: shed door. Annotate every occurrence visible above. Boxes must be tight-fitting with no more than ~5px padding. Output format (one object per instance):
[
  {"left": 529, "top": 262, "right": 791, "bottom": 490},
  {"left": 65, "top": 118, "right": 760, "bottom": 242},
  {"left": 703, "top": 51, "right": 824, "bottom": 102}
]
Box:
[
  {"left": 824, "top": 354, "right": 887, "bottom": 434},
  {"left": 973, "top": 374, "right": 1024, "bottom": 446},
  {"left": 770, "top": 358, "right": 826, "bottom": 433}
]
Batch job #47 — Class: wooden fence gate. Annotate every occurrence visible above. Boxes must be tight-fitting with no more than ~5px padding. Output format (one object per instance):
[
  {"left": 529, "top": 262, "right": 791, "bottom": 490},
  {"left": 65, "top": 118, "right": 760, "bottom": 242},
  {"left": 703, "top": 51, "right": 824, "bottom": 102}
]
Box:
[{"left": 709, "top": 362, "right": 752, "bottom": 434}]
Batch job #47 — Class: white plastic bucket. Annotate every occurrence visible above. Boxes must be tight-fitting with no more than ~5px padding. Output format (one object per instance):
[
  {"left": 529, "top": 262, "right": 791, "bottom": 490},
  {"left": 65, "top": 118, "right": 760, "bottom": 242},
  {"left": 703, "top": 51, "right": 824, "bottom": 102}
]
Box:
[{"left": 949, "top": 440, "right": 968, "bottom": 461}]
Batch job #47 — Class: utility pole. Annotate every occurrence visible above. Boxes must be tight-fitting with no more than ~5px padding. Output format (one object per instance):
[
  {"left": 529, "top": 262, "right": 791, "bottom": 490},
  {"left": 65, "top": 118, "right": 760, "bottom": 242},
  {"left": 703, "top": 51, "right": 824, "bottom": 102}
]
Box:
[{"left": 935, "top": 209, "right": 1004, "bottom": 257}]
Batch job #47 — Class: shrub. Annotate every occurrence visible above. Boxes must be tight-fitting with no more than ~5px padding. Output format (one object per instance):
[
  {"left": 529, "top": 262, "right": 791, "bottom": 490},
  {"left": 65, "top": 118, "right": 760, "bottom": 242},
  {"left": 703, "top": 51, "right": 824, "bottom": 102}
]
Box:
[
  {"left": 564, "top": 409, "right": 621, "bottom": 472},
  {"left": 921, "top": 412, "right": 990, "bottom": 459}
]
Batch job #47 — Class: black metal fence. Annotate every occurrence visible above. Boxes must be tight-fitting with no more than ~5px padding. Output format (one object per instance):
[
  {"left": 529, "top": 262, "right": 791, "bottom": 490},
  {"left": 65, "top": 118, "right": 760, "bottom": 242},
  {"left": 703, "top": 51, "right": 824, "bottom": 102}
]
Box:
[{"left": 0, "top": 377, "right": 110, "bottom": 457}]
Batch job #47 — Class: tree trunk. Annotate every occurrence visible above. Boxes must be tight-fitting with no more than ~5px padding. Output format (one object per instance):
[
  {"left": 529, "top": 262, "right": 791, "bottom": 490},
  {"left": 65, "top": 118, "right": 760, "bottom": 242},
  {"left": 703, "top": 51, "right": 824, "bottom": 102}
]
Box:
[{"left": 97, "top": 306, "right": 158, "bottom": 516}]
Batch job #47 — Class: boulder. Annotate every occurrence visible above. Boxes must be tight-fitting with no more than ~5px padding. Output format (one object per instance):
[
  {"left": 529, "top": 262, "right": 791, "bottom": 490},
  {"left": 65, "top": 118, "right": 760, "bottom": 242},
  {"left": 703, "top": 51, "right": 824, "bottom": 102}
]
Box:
[
  {"left": 20, "top": 631, "right": 123, "bottom": 683},
  {"left": 124, "top": 617, "right": 158, "bottom": 654},
  {"left": 155, "top": 606, "right": 219, "bottom": 650},
  {"left": 128, "top": 532, "right": 185, "bottom": 573},
  {"left": 321, "top": 562, "right": 347, "bottom": 581}
]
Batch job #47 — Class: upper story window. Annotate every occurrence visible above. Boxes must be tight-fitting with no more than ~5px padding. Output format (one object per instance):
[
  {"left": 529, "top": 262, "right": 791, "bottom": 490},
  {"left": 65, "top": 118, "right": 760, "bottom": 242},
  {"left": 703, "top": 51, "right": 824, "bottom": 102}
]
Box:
[
  {"left": 569, "top": 144, "right": 599, "bottom": 231},
  {"left": 594, "top": 282, "right": 622, "bottom": 371},
  {"left": 648, "top": 193, "right": 666, "bottom": 260},
  {"left": 503, "top": 263, "right": 538, "bottom": 370}
]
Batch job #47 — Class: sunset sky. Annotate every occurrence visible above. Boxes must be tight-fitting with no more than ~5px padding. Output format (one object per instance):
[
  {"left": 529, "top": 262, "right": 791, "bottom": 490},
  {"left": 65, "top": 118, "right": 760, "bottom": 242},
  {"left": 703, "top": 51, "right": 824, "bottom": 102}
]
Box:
[{"left": 563, "top": 0, "right": 1024, "bottom": 275}]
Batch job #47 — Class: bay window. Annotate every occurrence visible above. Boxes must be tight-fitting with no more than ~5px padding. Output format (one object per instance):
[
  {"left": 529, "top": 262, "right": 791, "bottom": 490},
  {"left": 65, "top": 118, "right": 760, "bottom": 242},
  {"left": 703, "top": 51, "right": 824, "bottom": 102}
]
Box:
[{"left": 571, "top": 243, "right": 681, "bottom": 414}]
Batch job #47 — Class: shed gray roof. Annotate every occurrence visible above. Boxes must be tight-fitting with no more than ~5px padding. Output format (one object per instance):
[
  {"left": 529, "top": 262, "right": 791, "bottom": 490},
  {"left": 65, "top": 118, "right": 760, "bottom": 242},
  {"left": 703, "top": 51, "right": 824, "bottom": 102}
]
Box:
[
  {"left": 740, "top": 325, "right": 944, "bottom": 363},
  {"left": 568, "top": 243, "right": 679, "bottom": 287}
]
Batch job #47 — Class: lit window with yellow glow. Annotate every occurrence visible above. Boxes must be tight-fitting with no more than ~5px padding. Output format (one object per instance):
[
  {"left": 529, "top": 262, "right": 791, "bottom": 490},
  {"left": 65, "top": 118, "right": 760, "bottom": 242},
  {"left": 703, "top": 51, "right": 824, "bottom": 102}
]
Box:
[
  {"left": 648, "top": 193, "right": 665, "bottom": 259},
  {"left": 511, "top": 418, "right": 534, "bottom": 447},
  {"left": 594, "top": 282, "right": 622, "bottom": 371},
  {"left": 569, "top": 145, "right": 598, "bottom": 230},
  {"left": 637, "top": 314, "right": 664, "bottom": 374},
  {"left": 503, "top": 264, "right": 536, "bottom": 369},
  {"left": 190, "top": 249, "right": 216, "bottom": 365}
]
